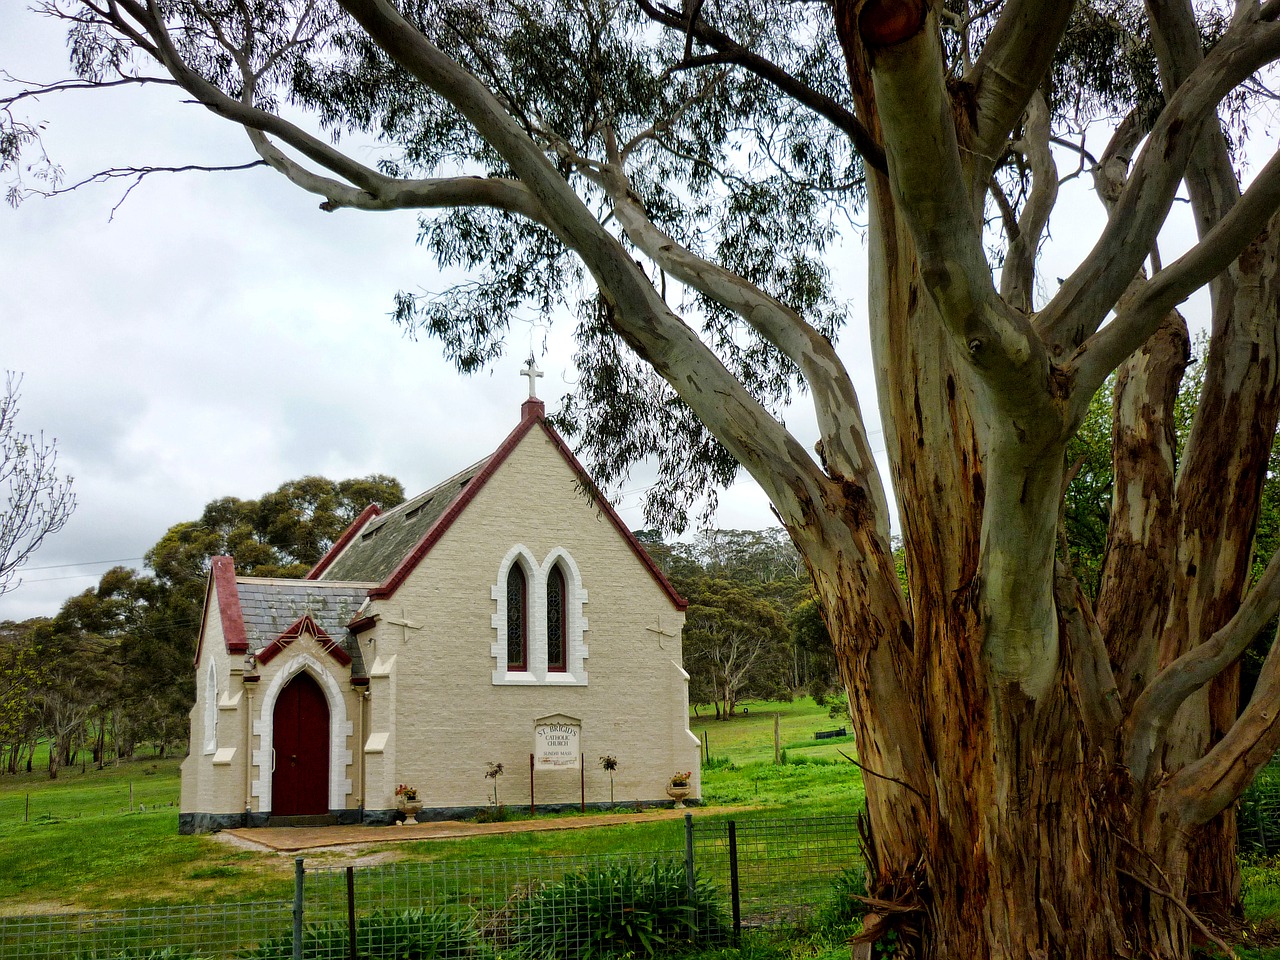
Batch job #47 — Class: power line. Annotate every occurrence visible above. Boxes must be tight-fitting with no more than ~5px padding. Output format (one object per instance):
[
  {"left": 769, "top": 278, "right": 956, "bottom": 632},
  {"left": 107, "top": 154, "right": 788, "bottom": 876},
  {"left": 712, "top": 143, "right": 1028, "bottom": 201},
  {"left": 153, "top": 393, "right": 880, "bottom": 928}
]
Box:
[{"left": 21, "top": 556, "right": 146, "bottom": 572}]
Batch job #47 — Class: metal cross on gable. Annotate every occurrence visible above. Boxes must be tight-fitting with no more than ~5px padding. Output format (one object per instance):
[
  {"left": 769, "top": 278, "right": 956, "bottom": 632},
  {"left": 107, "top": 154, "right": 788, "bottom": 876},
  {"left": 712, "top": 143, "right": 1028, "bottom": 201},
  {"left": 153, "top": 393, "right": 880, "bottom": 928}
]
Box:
[
  {"left": 646, "top": 614, "right": 679, "bottom": 649},
  {"left": 383, "top": 607, "right": 423, "bottom": 643},
  {"left": 521, "top": 357, "right": 544, "bottom": 399}
]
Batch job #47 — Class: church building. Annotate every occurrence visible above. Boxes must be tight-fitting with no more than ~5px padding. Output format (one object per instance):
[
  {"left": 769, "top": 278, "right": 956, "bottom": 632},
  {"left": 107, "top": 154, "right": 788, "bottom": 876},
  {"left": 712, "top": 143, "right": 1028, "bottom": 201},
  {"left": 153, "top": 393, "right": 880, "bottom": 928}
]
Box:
[{"left": 179, "top": 368, "right": 699, "bottom": 832}]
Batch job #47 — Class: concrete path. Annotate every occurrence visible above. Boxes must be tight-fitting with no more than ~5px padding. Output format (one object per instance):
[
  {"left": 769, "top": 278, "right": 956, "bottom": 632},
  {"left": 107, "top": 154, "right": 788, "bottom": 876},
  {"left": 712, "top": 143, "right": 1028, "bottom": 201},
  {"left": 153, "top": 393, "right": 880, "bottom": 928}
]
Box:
[{"left": 222, "top": 806, "right": 737, "bottom": 853}]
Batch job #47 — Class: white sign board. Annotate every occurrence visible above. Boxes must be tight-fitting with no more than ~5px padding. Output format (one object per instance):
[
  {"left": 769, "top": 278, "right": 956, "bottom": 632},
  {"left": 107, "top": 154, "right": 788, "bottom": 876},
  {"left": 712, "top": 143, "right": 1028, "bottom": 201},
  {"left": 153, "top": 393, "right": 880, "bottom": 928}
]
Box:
[{"left": 534, "top": 721, "right": 581, "bottom": 769}]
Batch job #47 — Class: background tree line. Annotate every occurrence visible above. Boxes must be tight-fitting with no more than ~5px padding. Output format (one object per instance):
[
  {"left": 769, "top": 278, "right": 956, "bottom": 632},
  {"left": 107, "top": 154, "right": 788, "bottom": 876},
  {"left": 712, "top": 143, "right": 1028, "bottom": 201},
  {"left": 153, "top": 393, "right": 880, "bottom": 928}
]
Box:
[
  {"left": 0, "top": 475, "right": 405, "bottom": 777},
  {"left": 638, "top": 528, "right": 841, "bottom": 720}
]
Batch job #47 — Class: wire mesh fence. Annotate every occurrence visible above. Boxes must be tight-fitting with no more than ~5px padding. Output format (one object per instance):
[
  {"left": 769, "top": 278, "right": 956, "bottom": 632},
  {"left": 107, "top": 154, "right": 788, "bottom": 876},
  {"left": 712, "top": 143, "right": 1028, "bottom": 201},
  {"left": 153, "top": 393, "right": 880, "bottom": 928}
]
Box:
[
  {"left": 0, "top": 900, "right": 292, "bottom": 960},
  {"left": 0, "top": 814, "right": 864, "bottom": 960},
  {"left": 1240, "top": 757, "right": 1280, "bottom": 857},
  {"left": 689, "top": 814, "right": 862, "bottom": 929}
]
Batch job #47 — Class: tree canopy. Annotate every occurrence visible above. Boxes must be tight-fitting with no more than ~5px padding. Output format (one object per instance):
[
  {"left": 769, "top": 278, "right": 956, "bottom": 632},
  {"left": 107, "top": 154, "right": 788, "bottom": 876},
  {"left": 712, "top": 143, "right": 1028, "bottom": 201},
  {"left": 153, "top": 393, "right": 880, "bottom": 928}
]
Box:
[{"left": 6, "top": 0, "right": 1280, "bottom": 954}]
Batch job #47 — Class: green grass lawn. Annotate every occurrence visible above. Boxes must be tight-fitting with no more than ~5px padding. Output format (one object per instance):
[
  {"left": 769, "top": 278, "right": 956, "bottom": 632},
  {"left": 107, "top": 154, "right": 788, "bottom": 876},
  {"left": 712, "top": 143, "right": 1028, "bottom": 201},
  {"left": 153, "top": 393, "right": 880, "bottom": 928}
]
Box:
[{"left": 3, "top": 701, "right": 1279, "bottom": 960}]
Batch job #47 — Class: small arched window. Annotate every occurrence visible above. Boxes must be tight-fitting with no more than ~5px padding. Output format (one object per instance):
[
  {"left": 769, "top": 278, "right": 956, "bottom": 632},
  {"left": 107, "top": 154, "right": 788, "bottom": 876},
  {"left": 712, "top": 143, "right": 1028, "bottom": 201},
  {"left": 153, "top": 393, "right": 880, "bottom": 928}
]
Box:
[
  {"left": 506, "top": 564, "right": 528, "bottom": 671},
  {"left": 547, "top": 565, "right": 567, "bottom": 673}
]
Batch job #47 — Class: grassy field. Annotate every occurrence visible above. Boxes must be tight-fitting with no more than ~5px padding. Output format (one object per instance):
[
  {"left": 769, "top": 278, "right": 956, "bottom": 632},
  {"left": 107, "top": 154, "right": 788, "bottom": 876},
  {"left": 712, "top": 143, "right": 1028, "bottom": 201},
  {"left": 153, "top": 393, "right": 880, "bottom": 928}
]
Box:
[
  {"left": 1, "top": 698, "right": 1278, "bottom": 959},
  {"left": 0, "top": 699, "right": 866, "bottom": 912}
]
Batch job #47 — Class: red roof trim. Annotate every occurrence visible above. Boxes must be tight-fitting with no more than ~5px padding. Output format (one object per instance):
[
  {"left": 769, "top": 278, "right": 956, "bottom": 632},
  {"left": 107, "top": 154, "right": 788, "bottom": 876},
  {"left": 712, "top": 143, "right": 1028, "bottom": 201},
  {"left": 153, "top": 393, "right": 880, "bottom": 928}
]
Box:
[
  {"left": 214, "top": 556, "right": 249, "bottom": 656},
  {"left": 307, "top": 503, "right": 383, "bottom": 580},
  {"left": 370, "top": 406, "right": 687, "bottom": 610},
  {"left": 256, "top": 613, "right": 353, "bottom": 667},
  {"left": 370, "top": 410, "right": 541, "bottom": 599},
  {"left": 538, "top": 423, "right": 688, "bottom": 611},
  {"left": 347, "top": 614, "right": 377, "bottom": 634}
]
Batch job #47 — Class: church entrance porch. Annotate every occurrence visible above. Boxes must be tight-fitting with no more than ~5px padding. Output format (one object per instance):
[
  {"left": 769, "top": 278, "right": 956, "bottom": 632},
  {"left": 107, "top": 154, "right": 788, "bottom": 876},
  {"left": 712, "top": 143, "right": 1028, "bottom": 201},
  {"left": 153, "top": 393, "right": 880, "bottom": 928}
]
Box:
[{"left": 271, "top": 672, "right": 330, "bottom": 817}]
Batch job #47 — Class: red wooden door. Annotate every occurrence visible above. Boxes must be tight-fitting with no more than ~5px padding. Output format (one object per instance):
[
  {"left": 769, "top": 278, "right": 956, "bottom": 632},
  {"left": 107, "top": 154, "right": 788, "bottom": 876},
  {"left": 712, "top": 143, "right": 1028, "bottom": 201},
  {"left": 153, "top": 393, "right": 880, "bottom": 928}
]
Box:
[{"left": 271, "top": 672, "right": 330, "bottom": 816}]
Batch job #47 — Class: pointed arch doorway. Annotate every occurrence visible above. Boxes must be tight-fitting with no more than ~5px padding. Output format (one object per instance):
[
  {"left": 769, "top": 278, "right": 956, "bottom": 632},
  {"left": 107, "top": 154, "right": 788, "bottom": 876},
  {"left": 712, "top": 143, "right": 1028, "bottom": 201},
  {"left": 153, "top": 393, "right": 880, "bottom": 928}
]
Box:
[{"left": 271, "top": 671, "right": 330, "bottom": 816}]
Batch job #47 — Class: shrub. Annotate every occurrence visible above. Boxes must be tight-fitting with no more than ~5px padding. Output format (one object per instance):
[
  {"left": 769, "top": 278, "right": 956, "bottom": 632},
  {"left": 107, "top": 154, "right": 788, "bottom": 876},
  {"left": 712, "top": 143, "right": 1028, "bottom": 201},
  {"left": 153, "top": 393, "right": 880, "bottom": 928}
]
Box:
[
  {"left": 810, "top": 865, "right": 869, "bottom": 936},
  {"left": 241, "top": 908, "right": 484, "bottom": 960},
  {"left": 514, "top": 860, "right": 729, "bottom": 959}
]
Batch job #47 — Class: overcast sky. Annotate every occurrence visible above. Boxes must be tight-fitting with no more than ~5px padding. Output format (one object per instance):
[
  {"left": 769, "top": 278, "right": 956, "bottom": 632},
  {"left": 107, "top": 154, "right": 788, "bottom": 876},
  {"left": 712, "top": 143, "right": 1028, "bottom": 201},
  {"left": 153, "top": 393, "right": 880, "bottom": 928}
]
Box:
[
  {"left": 0, "top": 7, "right": 1223, "bottom": 624},
  {"left": 0, "top": 8, "right": 837, "bottom": 623}
]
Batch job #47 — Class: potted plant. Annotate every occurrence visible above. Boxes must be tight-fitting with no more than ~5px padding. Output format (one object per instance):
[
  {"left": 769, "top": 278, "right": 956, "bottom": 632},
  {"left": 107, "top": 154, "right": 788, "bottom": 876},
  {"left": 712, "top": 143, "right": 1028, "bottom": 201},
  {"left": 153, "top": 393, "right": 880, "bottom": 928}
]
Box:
[
  {"left": 395, "top": 783, "right": 423, "bottom": 823},
  {"left": 666, "top": 771, "right": 692, "bottom": 808}
]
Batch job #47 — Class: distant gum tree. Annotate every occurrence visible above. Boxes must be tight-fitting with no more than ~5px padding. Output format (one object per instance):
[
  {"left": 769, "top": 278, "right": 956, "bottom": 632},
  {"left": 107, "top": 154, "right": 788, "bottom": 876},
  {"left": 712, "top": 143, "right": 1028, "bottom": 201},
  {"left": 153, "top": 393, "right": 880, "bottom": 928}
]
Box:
[{"left": 6, "top": 0, "right": 1280, "bottom": 955}]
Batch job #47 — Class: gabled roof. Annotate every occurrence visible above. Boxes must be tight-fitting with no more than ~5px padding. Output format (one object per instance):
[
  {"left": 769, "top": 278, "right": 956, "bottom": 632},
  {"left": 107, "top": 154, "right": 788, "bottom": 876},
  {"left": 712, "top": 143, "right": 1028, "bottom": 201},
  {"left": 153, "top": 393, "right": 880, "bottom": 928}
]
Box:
[
  {"left": 195, "top": 556, "right": 376, "bottom": 668},
  {"left": 306, "top": 460, "right": 489, "bottom": 583},
  {"left": 309, "top": 398, "right": 687, "bottom": 610}
]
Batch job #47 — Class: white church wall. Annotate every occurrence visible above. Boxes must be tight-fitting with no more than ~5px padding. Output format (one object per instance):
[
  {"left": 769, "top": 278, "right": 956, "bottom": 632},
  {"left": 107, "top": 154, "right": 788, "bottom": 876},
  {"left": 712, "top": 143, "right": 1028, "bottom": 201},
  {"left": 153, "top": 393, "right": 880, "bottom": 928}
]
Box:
[
  {"left": 373, "top": 425, "right": 698, "bottom": 813},
  {"left": 181, "top": 582, "right": 249, "bottom": 830}
]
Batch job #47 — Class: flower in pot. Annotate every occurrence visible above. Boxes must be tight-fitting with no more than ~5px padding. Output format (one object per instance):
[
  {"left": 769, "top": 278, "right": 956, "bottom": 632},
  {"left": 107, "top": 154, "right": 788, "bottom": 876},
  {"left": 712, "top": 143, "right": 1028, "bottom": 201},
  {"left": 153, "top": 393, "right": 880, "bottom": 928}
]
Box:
[
  {"left": 395, "top": 783, "right": 422, "bottom": 824},
  {"left": 666, "top": 771, "right": 692, "bottom": 808}
]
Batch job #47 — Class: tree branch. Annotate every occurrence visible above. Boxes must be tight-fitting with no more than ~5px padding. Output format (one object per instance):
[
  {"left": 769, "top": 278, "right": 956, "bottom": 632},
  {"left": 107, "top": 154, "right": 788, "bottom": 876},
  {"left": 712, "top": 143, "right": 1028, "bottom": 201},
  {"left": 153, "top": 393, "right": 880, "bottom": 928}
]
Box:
[
  {"left": 998, "top": 90, "right": 1057, "bottom": 313},
  {"left": 1127, "top": 542, "right": 1280, "bottom": 784},
  {"left": 1038, "top": 17, "right": 1280, "bottom": 371},
  {"left": 1165, "top": 617, "right": 1280, "bottom": 826},
  {"left": 967, "top": 0, "right": 1075, "bottom": 187},
  {"left": 334, "top": 0, "right": 839, "bottom": 539},
  {"left": 592, "top": 142, "right": 889, "bottom": 531},
  {"left": 632, "top": 0, "right": 887, "bottom": 171},
  {"left": 1071, "top": 148, "right": 1280, "bottom": 398}
]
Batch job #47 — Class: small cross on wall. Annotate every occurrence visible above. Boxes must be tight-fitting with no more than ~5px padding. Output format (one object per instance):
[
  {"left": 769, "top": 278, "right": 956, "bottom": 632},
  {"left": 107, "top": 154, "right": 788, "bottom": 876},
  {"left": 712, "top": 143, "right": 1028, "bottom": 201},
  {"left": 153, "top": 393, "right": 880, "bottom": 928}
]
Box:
[
  {"left": 521, "top": 357, "right": 544, "bottom": 399},
  {"left": 646, "top": 614, "right": 679, "bottom": 648},
  {"left": 383, "top": 607, "right": 423, "bottom": 644}
]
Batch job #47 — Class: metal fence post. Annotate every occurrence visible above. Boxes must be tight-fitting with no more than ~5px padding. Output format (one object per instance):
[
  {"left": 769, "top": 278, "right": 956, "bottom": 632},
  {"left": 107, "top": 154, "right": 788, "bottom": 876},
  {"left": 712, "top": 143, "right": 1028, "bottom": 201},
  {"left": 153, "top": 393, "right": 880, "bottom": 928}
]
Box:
[
  {"left": 346, "top": 866, "right": 357, "bottom": 960},
  {"left": 727, "top": 820, "right": 741, "bottom": 943},
  {"left": 683, "top": 812, "right": 696, "bottom": 901},
  {"left": 293, "top": 857, "right": 305, "bottom": 960}
]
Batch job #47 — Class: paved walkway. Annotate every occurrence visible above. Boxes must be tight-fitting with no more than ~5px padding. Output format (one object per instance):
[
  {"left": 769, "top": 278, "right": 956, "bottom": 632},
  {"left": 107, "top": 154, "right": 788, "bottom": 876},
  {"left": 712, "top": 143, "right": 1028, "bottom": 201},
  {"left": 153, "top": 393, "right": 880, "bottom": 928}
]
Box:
[{"left": 223, "top": 806, "right": 736, "bottom": 853}]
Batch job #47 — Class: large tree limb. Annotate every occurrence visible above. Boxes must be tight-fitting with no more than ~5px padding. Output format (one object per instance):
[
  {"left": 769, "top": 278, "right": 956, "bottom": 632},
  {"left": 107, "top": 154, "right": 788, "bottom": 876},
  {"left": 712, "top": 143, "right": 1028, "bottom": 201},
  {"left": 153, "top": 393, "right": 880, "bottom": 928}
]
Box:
[
  {"left": 332, "top": 0, "right": 843, "bottom": 539},
  {"left": 632, "top": 0, "right": 887, "bottom": 171},
  {"left": 590, "top": 143, "right": 888, "bottom": 529},
  {"left": 1126, "top": 543, "right": 1280, "bottom": 783},
  {"left": 859, "top": 6, "right": 1046, "bottom": 407},
  {"left": 1071, "top": 149, "right": 1280, "bottom": 397},
  {"left": 1165, "top": 614, "right": 1280, "bottom": 826},
  {"left": 967, "top": 0, "right": 1076, "bottom": 188},
  {"left": 1038, "top": 15, "right": 1280, "bottom": 368}
]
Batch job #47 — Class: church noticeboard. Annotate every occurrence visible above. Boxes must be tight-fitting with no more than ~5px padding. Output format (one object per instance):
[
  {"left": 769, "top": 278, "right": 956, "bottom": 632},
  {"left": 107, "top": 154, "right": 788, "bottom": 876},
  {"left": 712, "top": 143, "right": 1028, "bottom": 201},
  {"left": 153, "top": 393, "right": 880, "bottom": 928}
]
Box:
[{"left": 534, "top": 717, "right": 581, "bottom": 769}]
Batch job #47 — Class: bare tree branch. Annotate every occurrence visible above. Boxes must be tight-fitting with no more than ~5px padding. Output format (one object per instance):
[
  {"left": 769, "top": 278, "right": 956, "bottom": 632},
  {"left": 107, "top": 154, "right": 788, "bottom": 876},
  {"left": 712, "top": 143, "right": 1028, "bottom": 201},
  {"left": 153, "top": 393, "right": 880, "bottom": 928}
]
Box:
[
  {"left": 0, "top": 374, "right": 76, "bottom": 597},
  {"left": 1127, "top": 541, "right": 1280, "bottom": 783},
  {"left": 999, "top": 90, "right": 1057, "bottom": 313},
  {"left": 632, "top": 0, "right": 887, "bottom": 171},
  {"left": 967, "top": 0, "right": 1075, "bottom": 187},
  {"left": 1071, "top": 149, "right": 1280, "bottom": 397}
]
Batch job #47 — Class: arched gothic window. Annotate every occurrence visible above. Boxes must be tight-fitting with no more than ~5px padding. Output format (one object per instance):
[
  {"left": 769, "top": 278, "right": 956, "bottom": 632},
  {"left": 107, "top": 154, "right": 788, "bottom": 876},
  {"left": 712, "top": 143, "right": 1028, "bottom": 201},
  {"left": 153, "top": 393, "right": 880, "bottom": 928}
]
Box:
[
  {"left": 506, "top": 564, "right": 528, "bottom": 671},
  {"left": 547, "top": 565, "right": 567, "bottom": 673}
]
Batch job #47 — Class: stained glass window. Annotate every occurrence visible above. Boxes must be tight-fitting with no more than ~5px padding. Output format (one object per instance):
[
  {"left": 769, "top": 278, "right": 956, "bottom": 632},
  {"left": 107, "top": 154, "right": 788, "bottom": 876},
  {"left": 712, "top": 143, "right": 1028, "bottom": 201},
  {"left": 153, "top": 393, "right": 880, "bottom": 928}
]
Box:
[
  {"left": 547, "top": 566, "right": 567, "bottom": 672},
  {"left": 507, "top": 565, "right": 527, "bottom": 670}
]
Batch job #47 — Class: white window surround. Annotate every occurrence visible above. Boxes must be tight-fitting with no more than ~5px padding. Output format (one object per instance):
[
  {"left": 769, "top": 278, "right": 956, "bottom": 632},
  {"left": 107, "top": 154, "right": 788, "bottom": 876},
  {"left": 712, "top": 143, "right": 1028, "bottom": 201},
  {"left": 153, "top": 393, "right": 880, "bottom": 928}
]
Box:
[
  {"left": 251, "top": 651, "right": 354, "bottom": 812},
  {"left": 491, "top": 545, "right": 588, "bottom": 685}
]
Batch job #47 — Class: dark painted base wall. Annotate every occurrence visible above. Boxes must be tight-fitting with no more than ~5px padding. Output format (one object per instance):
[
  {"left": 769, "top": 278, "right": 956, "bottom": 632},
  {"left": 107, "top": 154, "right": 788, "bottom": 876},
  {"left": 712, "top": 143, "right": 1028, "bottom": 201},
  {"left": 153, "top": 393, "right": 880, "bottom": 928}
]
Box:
[{"left": 179, "top": 798, "right": 698, "bottom": 833}]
